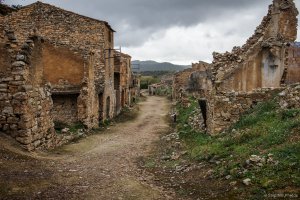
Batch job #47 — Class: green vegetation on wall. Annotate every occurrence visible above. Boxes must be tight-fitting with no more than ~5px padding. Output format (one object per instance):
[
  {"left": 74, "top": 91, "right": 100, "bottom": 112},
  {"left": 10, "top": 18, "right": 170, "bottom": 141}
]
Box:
[{"left": 176, "top": 97, "right": 300, "bottom": 196}]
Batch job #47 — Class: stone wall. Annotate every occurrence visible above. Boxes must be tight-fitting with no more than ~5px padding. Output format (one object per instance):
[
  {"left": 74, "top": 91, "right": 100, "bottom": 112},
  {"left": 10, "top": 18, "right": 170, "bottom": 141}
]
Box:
[
  {"left": 52, "top": 94, "right": 79, "bottom": 125},
  {"left": 114, "top": 52, "right": 132, "bottom": 114},
  {"left": 0, "top": 2, "right": 118, "bottom": 150},
  {"left": 200, "top": 0, "right": 300, "bottom": 135},
  {"left": 2, "top": 1, "right": 116, "bottom": 126},
  {"left": 286, "top": 42, "right": 300, "bottom": 84},
  {"left": 0, "top": 33, "right": 56, "bottom": 151},
  {"left": 172, "top": 70, "right": 194, "bottom": 100},
  {"left": 212, "top": 0, "right": 298, "bottom": 92},
  {"left": 206, "top": 85, "right": 300, "bottom": 134},
  {"left": 172, "top": 61, "right": 210, "bottom": 100}
]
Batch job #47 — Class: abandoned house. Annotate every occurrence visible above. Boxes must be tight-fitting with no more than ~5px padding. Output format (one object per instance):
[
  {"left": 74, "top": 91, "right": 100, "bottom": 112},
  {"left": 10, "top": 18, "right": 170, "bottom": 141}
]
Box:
[
  {"left": 114, "top": 52, "right": 133, "bottom": 115},
  {"left": 211, "top": 0, "right": 299, "bottom": 92},
  {"left": 172, "top": 61, "right": 210, "bottom": 100},
  {"left": 130, "top": 73, "right": 141, "bottom": 104},
  {"left": 0, "top": 2, "right": 122, "bottom": 150},
  {"left": 191, "top": 0, "right": 300, "bottom": 135},
  {"left": 172, "top": 0, "right": 300, "bottom": 135}
]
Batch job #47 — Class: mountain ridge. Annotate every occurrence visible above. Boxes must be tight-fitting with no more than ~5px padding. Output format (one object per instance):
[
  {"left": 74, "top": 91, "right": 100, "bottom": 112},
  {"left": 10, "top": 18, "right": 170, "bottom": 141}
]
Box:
[{"left": 132, "top": 60, "right": 190, "bottom": 72}]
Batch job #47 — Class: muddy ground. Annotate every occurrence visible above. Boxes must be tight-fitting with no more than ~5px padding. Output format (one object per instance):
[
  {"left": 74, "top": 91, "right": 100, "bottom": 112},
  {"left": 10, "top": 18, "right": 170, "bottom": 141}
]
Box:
[{"left": 0, "top": 96, "right": 244, "bottom": 200}]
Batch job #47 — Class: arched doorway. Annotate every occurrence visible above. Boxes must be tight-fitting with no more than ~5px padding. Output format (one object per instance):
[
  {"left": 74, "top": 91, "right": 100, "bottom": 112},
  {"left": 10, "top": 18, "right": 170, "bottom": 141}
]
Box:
[{"left": 106, "top": 96, "right": 110, "bottom": 119}]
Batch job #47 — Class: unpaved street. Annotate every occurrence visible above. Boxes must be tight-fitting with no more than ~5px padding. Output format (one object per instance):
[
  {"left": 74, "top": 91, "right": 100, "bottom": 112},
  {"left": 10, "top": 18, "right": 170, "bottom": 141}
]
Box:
[{"left": 0, "top": 96, "right": 176, "bottom": 200}]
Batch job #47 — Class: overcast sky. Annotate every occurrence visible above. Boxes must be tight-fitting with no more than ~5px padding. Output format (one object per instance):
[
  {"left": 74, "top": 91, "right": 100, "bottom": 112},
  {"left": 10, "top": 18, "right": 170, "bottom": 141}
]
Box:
[{"left": 6, "top": 0, "right": 300, "bottom": 64}]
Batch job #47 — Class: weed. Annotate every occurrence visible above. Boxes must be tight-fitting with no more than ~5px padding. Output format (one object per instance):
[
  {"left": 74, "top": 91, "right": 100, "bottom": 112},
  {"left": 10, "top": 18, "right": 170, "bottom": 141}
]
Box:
[{"left": 175, "top": 97, "right": 300, "bottom": 193}]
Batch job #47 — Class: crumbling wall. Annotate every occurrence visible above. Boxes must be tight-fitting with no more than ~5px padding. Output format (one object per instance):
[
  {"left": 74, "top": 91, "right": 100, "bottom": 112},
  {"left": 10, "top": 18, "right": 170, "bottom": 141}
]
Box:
[
  {"left": 52, "top": 94, "right": 79, "bottom": 125},
  {"left": 212, "top": 0, "right": 298, "bottom": 92},
  {"left": 0, "top": 31, "right": 56, "bottom": 150},
  {"left": 0, "top": 2, "right": 117, "bottom": 150},
  {"left": 114, "top": 52, "right": 132, "bottom": 111},
  {"left": 173, "top": 61, "right": 210, "bottom": 100},
  {"left": 172, "top": 68, "right": 196, "bottom": 100},
  {"left": 203, "top": 0, "right": 299, "bottom": 135},
  {"left": 207, "top": 85, "right": 300, "bottom": 134},
  {"left": 102, "top": 26, "right": 116, "bottom": 119},
  {"left": 286, "top": 42, "right": 300, "bottom": 84},
  {"left": 2, "top": 2, "right": 115, "bottom": 126}
]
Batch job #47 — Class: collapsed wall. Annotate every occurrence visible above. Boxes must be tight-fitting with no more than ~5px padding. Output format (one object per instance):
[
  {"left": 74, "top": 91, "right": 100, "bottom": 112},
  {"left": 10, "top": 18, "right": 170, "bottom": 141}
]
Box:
[
  {"left": 204, "top": 0, "right": 299, "bottom": 134},
  {"left": 207, "top": 85, "right": 300, "bottom": 134},
  {"left": 0, "top": 31, "right": 56, "bottom": 150},
  {"left": 172, "top": 61, "right": 210, "bottom": 100},
  {"left": 212, "top": 0, "right": 298, "bottom": 93}
]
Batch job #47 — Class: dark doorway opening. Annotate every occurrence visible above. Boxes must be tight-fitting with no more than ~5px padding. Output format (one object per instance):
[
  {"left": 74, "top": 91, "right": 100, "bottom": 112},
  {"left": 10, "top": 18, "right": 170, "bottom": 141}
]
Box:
[
  {"left": 106, "top": 96, "right": 110, "bottom": 119},
  {"left": 198, "top": 98, "right": 207, "bottom": 128}
]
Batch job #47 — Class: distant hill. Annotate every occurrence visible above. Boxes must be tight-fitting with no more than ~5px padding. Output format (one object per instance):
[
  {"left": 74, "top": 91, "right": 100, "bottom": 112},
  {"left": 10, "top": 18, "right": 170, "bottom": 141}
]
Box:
[{"left": 132, "top": 60, "right": 190, "bottom": 72}]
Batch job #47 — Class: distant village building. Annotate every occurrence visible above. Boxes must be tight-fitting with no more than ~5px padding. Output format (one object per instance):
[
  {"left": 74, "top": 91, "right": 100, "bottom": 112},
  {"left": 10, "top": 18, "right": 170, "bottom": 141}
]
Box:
[
  {"left": 172, "top": 61, "right": 210, "bottom": 100},
  {"left": 114, "top": 52, "right": 138, "bottom": 114},
  {"left": 0, "top": 2, "right": 139, "bottom": 150}
]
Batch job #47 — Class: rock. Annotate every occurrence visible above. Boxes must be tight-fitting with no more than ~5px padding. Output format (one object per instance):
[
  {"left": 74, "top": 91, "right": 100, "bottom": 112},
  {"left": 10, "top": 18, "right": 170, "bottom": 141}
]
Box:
[
  {"left": 7, "top": 33, "right": 16, "bottom": 40},
  {"left": 2, "top": 107, "right": 13, "bottom": 115},
  {"left": 243, "top": 178, "right": 251, "bottom": 186},
  {"left": 16, "top": 54, "right": 26, "bottom": 61},
  {"left": 257, "top": 163, "right": 263, "bottom": 167},
  {"left": 171, "top": 154, "right": 180, "bottom": 160},
  {"left": 161, "top": 155, "right": 171, "bottom": 161},
  {"left": 245, "top": 160, "right": 250, "bottom": 165},
  {"left": 249, "top": 155, "right": 261, "bottom": 163},
  {"left": 268, "top": 153, "right": 273, "bottom": 157},
  {"left": 225, "top": 175, "right": 232, "bottom": 180},
  {"left": 279, "top": 91, "right": 286, "bottom": 97},
  {"left": 61, "top": 128, "right": 70, "bottom": 134},
  {"left": 230, "top": 181, "right": 237, "bottom": 186},
  {"left": 12, "top": 61, "right": 26, "bottom": 67}
]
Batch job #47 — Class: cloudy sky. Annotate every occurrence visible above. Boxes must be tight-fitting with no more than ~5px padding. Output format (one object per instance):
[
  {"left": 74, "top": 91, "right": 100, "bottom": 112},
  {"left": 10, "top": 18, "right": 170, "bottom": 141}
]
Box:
[{"left": 6, "top": 0, "right": 300, "bottom": 64}]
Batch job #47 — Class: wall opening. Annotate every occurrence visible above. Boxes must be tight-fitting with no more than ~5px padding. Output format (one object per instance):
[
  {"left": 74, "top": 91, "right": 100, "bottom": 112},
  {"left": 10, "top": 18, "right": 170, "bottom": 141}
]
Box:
[
  {"left": 198, "top": 98, "right": 207, "bottom": 128},
  {"left": 114, "top": 72, "right": 120, "bottom": 90},
  {"left": 51, "top": 94, "right": 79, "bottom": 128},
  {"left": 106, "top": 96, "right": 110, "bottom": 119}
]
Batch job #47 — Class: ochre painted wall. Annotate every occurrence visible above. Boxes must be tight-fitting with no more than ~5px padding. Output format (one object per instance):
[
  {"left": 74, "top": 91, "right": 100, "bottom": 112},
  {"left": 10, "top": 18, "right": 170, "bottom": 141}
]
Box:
[{"left": 42, "top": 43, "right": 84, "bottom": 86}]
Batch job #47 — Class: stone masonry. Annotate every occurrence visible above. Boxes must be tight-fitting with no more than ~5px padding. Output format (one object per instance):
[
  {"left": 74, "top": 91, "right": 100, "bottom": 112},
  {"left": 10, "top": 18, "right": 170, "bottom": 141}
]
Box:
[
  {"left": 173, "top": 0, "right": 300, "bottom": 135},
  {"left": 211, "top": 0, "right": 298, "bottom": 92},
  {"left": 0, "top": 2, "right": 126, "bottom": 150},
  {"left": 205, "top": 0, "right": 300, "bottom": 134},
  {"left": 172, "top": 61, "right": 210, "bottom": 100},
  {"left": 114, "top": 52, "right": 132, "bottom": 115}
]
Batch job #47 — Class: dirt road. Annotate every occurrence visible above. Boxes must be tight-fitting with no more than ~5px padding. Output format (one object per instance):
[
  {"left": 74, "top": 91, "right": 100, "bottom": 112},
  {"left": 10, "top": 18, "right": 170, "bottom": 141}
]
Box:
[{"left": 0, "top": 96, "right": 175, "bottom": 200}]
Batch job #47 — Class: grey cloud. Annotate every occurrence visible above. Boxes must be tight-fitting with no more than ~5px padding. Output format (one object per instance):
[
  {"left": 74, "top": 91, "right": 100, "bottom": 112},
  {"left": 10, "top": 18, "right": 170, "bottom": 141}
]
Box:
[{"left": 7, "top": 0, "right": 269, "bottom": 47}]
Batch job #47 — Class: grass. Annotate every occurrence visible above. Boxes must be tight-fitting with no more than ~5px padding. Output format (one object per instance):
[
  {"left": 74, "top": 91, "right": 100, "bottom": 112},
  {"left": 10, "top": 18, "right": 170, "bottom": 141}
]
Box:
[
  {"left": 175, "top": 97, "right": 300, "bottom": 194},
  {"left": 54, "top": 121, "right": 85, "bottom": 134},
  {"left": 112, "top": 105, "right": 140, "bottom": 123}
]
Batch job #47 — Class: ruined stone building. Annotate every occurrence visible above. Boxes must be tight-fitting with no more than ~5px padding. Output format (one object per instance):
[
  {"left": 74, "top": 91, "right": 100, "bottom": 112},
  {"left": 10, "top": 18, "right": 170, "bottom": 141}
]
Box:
[
  {"left": 212, "top": 0, "right": 299, "bottom": 92},
  {"left": 204, "top": 0, "right": 300, "bottom": 134},
  {"left": 114, "top": 52, "right": 132, "bottom": 114},
  {"left": 0, "top": 2, "right": 121, "bottom": 150},
  {"left": 172, "top": 61, "right": 210, "bottom": 100},
  {"left": 175, "top": 0, "right": 300, "bottom": 135},
  {"left": 130, "top": 73, "right": 141, "bottom": 104}
]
